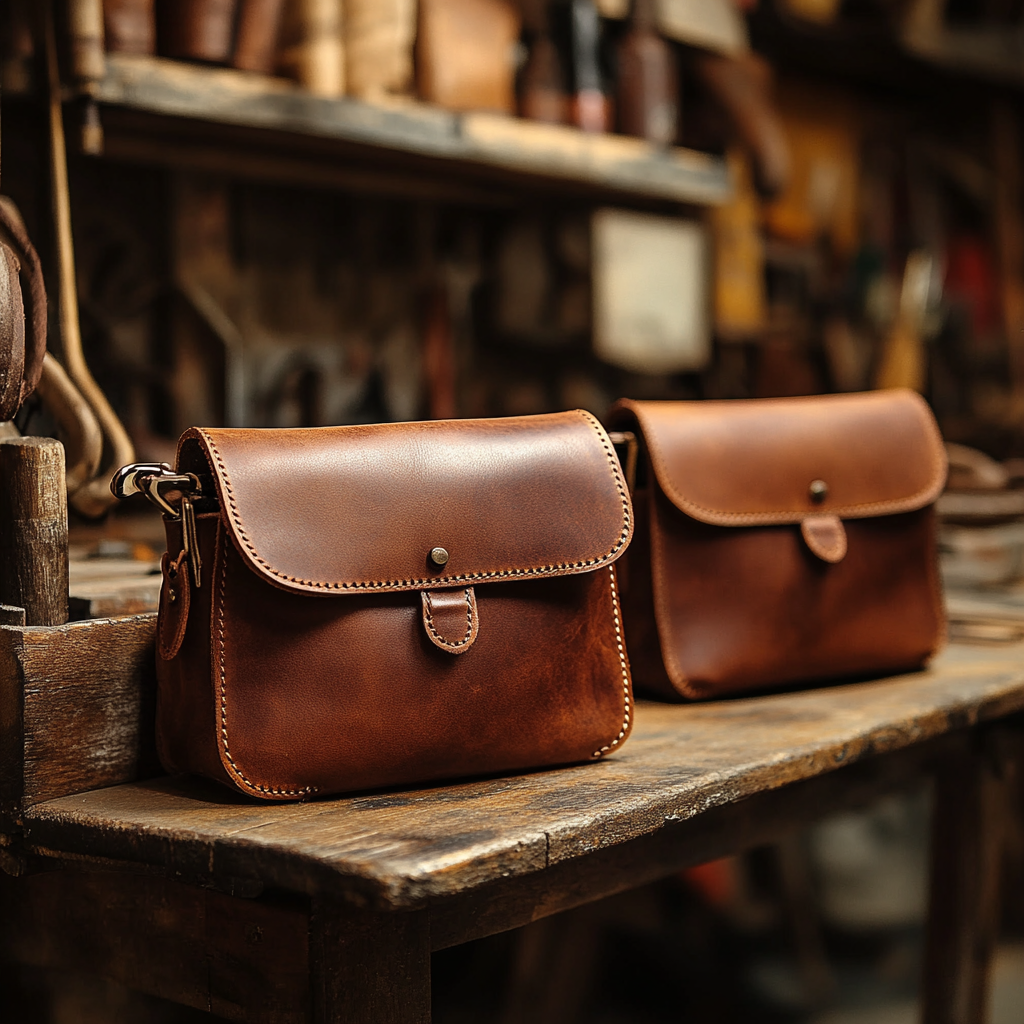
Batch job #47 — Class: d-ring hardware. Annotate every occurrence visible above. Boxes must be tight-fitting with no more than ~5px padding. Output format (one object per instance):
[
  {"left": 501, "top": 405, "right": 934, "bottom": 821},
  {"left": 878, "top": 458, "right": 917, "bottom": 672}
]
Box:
[
  {"left": 111, "top": 463, "right": 205, "bottom": 587},
  {"left": 111, "top": 463, "right": 202, "bottom": 517}
]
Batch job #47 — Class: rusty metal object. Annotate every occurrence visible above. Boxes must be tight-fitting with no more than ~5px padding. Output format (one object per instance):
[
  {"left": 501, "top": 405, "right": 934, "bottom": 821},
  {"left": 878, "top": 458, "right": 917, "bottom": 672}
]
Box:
[
  {"left": 0, "top": 241, "right": 26, "bottom": 421},
  {"left": 0, "top": 198, "right": 47, "bottom": 421}
]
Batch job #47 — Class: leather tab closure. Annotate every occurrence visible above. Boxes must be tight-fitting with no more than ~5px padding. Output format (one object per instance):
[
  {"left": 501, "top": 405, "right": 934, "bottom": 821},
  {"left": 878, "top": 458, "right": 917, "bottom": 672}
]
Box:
[
  {"left": 158, "top": 550, "right": 191, "bottom": 660},
  {"left": 801, "top": 514, "right": 848, "bottom": 564},
  {"left": 421, "top": 586, "right": 479, "bottom": 655}
]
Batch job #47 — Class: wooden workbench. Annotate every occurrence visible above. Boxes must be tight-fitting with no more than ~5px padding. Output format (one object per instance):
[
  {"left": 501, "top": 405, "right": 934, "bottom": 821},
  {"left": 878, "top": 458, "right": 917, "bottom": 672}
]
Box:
[{"left": 1, "top": 618, "right": 1022, "bottom": 1023}]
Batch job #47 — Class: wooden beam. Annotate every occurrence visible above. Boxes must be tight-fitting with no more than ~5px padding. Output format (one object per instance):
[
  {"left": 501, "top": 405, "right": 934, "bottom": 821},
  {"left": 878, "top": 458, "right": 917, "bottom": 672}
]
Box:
[
  {"left": 311, "top": 899, "right": 430, "bottom": 1024},
  {"left": 0, "top": 438, "right": 68, "bottom": 627},
  {"left": 0, "top": 614, "right": 159, "bottom": 829},
  {"left": 0, "top": 869, "right": 310, "bottom": 1023}
]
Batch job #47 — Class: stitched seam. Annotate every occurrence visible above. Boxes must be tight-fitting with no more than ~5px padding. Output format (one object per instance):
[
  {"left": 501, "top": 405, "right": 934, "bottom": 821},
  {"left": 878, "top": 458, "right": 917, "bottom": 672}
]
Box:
[
  {"left": 216, "top": 543, "right": 317, "bottom": 798},
  {"left": 592, "top": 565, "right": 631, "bottom": 758},
  {"left": 423, "top": 589, "right": 475, "bottom": 648},
  {"left": 196, "top": 412, "right": 632, "bottom": 592},
  {"left": 629, "top": 394, "right": 948, "bottom": 524}
]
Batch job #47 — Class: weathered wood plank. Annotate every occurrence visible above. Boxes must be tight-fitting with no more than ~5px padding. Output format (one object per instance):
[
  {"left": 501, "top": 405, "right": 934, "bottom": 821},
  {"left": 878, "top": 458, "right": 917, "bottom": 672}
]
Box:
[
  {"left": 0, "top": 629, "right": 24, "bottom": 828},
  {"left": 0, "top": 605, "right": 26, "bottom": 626},
  {"left": 20, "top": 640, "right": 1024, "bottom": 912},
  {"left": 0, "top": 869, "right": 309, "bottom": 1023},
  {"left": 0, "top": 613, "right": 159, "bottom": 827},
  {"left": 429, "top": 737, "right": 954, "bottom": 950},
  {"left": 95, "top": 54, "right": 730, "bottom": 205}
]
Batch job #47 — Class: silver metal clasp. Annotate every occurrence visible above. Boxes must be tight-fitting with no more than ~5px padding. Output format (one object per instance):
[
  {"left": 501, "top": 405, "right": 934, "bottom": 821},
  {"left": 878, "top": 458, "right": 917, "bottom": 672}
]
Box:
[
  {"left": 111, "top": 463, "right": 202, "bottom": 516},
  {"left": 111, "top": 463, "right": 204, "bottom": 587}
]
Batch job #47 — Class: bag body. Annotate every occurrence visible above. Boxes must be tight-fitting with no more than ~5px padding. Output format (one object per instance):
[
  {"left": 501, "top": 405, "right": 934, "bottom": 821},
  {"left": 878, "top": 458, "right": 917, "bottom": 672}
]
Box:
[
  {"left": 609, "top": 390, "right": 947, "bottom": 700},
  {"left": 153, "top": 411, "right": 634, "bottom": 800}
]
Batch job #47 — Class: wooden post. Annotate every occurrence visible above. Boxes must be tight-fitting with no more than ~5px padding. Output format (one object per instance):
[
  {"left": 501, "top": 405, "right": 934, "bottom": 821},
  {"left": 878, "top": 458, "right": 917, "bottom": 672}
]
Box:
[
  {"left": 921, "top": 735, "right": 1008, "bottom": 1024},
  {"left": 311, "top": 900, "right": 431, "bottom": 1024},
  {"left": 0, "top": 437, "right": 68, "bottom": 626}
]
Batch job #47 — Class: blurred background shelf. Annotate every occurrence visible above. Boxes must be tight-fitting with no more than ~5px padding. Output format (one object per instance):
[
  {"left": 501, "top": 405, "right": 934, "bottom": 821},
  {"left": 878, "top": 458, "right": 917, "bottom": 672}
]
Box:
[{"left": 92, "top": 54, "right": 731, "bottom": 208}]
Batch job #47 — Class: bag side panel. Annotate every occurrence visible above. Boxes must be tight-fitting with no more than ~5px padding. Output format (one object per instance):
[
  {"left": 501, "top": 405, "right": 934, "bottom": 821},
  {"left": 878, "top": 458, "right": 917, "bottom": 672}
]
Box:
[
  {"left": 212, "top": 545, "right": 633, "bottom": 799},
  {"left": 155, "top": 517, "right": 235, "bottom": 789},
  {"left": 618, "top": 485, "right": 680, "bottom": 701},
  {"left": 649, "top": 486, "right": 945, "bottom": 698}
]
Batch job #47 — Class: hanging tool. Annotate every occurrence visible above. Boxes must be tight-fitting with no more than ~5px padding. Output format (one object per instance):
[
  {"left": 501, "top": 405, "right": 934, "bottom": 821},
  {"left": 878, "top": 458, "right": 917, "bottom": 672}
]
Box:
[
  {"left": 0, "top": 194, "right": 104, "bottom": 490},
  {"left": 45, "top": 0, "right": 135, "bottom": 516}
]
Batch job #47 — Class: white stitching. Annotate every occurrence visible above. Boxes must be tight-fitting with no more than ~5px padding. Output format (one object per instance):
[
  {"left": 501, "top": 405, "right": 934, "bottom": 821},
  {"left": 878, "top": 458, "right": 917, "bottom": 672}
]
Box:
[
  {"left": 592, "top": 565, "right": 631, "bottom": 758},
  {"left": 193, "top": 410, "right": 632, "bottom": 593},
  {"left": 216, "top": 537, "right": 317, "bottom": 798},
  {"left": 422, "top": 588, "right": 476, "bottom": 649}
]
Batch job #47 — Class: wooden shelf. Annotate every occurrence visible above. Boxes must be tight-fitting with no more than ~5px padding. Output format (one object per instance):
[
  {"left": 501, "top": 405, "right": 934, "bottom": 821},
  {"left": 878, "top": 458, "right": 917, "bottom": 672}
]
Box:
[
  {"left": 93, "top": 55, "right": 730, "bottom": 208},
  {"left": 749, "top": 7, "right": 1024, "bottom": 103}
]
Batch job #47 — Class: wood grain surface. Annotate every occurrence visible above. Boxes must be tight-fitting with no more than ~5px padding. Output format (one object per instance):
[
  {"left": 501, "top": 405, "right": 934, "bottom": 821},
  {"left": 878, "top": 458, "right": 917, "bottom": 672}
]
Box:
[
  {"left": 0, "top": 437, "right": 68, "bottom": 627},
  {"left": 0, "top": 614, "right": 159, "bottom": 828},
  {"left": 19, "top": 641, "right": 1024, "bottom": 918}
]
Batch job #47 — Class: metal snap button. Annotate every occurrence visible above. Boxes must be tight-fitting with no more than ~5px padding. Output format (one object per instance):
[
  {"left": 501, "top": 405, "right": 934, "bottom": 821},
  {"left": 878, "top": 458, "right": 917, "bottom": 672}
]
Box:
[
  {"left": 809, "top": 479, "right": 829, "bottom": 503},
  {"left": 429, "top": 547, "right": 449, "bottom": 567}
]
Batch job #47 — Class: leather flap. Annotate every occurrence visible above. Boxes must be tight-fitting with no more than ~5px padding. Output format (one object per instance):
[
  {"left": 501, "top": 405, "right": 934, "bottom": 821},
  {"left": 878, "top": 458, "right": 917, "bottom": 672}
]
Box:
[
  {"left": 611, "top": 390, "right": 946, "bottom": 526},
  {"left": 176, "top": 411, "right": 632, "bottom": 595}
]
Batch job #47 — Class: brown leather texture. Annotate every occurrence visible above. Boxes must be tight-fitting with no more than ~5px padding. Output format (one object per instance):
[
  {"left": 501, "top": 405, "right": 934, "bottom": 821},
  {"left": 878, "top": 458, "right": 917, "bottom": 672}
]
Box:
[
  {"left": 609, "top": 390, "right": 948, "bottom": 700},
  {"left": 156, "top": 411, "right": 634, "bottom": 800},
  {"left": 176, "top": 412, "right": 631, "bottom": 593}
]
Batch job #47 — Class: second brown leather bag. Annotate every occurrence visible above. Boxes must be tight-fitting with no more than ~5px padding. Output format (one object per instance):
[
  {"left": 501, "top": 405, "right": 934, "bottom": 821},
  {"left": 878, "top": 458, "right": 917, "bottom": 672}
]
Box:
[
  {"left": 121, "top": 411, "right": 634, "bottom": 800},
  {"left": 609, "top": 390, "right": 947, "bottom": 700}
]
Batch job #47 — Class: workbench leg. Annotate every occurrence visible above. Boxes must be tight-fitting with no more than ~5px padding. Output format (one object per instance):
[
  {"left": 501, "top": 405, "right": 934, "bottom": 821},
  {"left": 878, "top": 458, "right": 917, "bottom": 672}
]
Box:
[
  {"left": 921, "top": 737, "right": 1009, "bottom": 1024},
  {"left": 311, "top": 899, "right": 431, "bottom": 1024}
]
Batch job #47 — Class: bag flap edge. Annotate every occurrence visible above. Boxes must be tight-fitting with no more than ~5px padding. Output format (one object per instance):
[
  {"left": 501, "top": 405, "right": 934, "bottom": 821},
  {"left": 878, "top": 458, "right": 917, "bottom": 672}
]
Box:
[
  {"left": 611, "top": 390, "right": 948, "bottom": 526},
  {"left": 178, "top": 411, "right": 634, "bottom": 595}
]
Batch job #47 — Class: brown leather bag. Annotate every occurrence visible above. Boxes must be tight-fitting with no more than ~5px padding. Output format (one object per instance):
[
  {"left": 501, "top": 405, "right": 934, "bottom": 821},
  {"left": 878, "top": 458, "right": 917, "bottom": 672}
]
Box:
[
  {"left": 608, "top": 390, "right": 947, "bottom": 700},
  {"left": 115, "top": 412, "right": 634, "bottom": 800}
]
